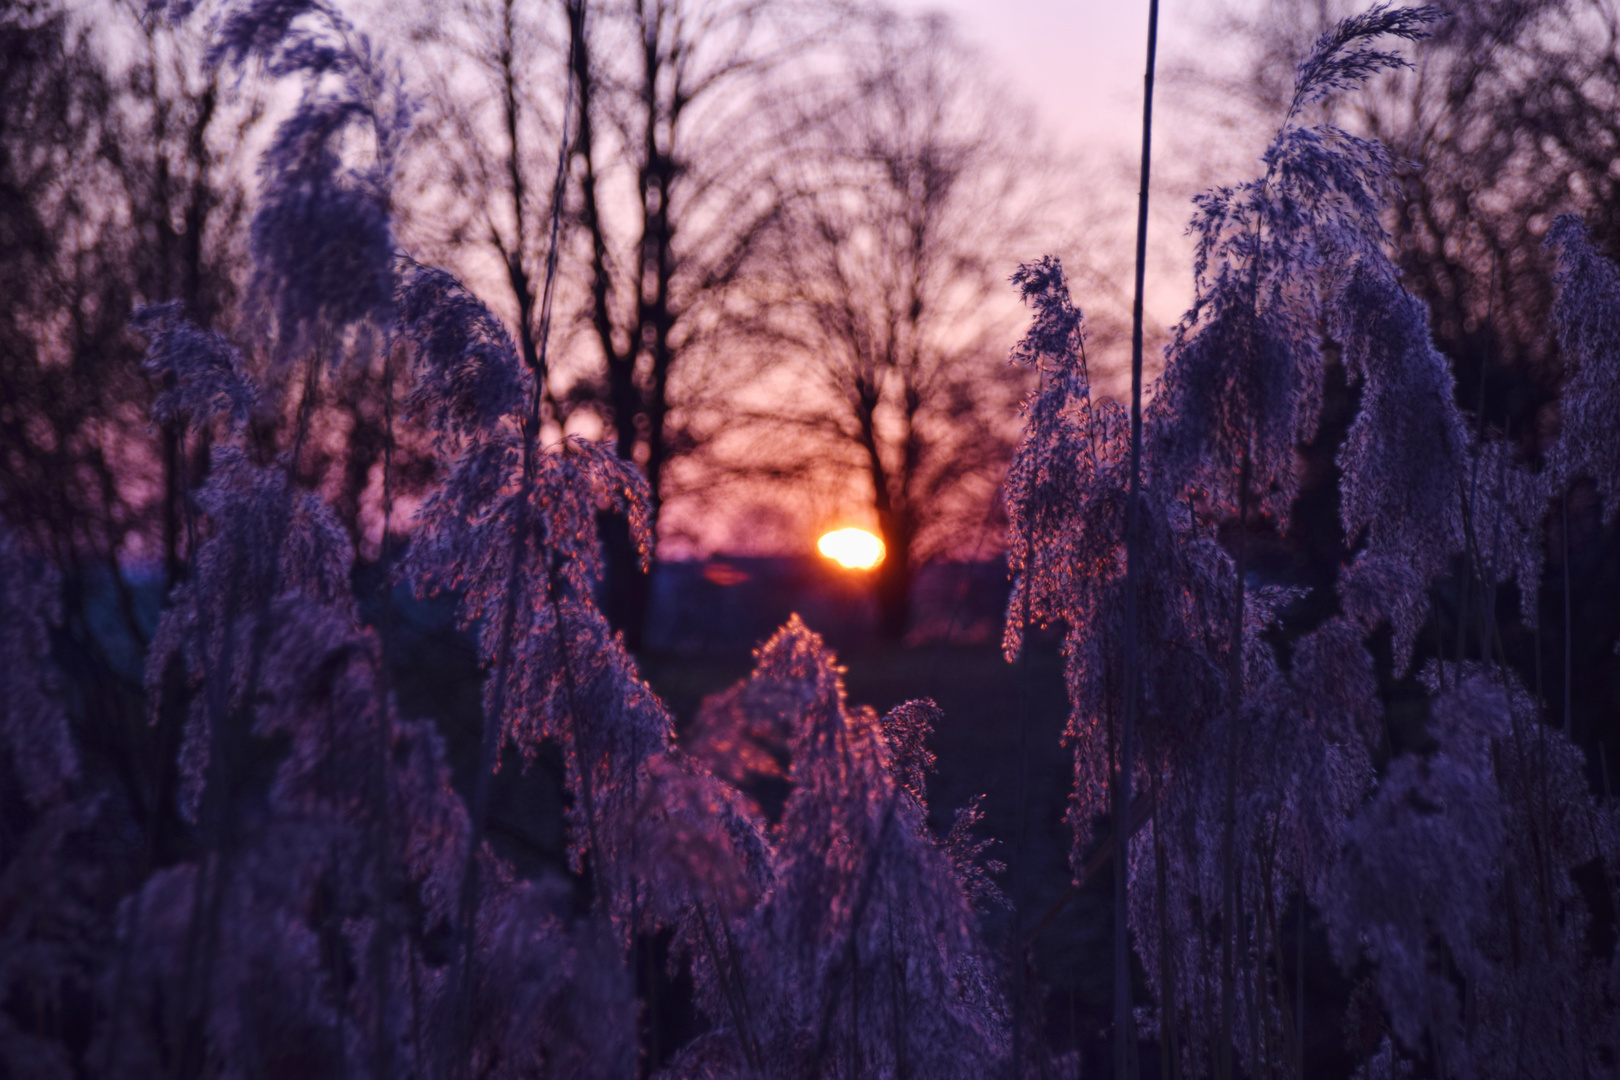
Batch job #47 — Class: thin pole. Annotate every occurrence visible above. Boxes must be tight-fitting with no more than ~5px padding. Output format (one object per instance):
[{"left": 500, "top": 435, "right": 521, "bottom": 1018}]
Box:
[{"left": 1119, "top": 3, "right": 1160, "bottom": 1078}]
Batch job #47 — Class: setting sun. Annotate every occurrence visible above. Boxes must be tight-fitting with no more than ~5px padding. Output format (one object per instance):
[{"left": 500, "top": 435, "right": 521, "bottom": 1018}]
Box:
[{"left": 817, "top": 527, "right": 885, "bottom": 570}]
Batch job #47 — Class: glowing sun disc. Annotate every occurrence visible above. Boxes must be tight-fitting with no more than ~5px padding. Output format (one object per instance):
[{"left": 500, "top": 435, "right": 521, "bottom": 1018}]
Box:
[{"left": 817, "top": 528, "right": 885, "bottom": 570}]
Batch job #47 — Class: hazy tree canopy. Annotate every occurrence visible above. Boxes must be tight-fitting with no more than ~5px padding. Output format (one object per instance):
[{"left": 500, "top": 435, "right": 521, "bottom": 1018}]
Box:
[{"left": 0, "top": 0, "right": 249, "bottom": 629}]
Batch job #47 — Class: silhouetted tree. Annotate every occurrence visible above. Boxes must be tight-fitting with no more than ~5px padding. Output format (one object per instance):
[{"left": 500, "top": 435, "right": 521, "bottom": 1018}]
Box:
[
  {"left": 0, "top": 0, "right": 242, "bottom": 605},
  {"left": 405, "top": 0, "right": 832, "bottom": 647},
  {"left": 738, "top": 12, "right": 1048, "bottom": 639}
]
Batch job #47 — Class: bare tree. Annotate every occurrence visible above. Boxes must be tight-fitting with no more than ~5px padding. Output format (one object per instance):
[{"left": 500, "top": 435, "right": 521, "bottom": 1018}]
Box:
[
  {"left": 404, "top": 0, "right": 829, "bottom": 646},
  {"left": 400, "top": 0, "right": 569, "bottom": 403},
  {"left": 113, "top": 3, "right": 249, "bottom": 588},
  {"left": 724, "top": 12, "right": 1055, "bottom": 639}
]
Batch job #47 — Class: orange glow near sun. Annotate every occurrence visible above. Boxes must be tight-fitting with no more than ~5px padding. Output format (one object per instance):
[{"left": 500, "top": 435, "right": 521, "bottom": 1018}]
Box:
[{"left": 817, "top": 528, "right": 885, "bottom": 570}]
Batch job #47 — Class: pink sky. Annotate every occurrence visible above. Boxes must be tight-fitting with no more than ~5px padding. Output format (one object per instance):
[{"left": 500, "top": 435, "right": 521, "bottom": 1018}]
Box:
[
  {"left": 913, "top": 0, "right": 1173, "bottom": 157},
  {"left": 910, "top": 1, "right": 1259, "bottom": 157},
  {"left": 904, "top": 0, "right": 1272, "bottom": 390}
]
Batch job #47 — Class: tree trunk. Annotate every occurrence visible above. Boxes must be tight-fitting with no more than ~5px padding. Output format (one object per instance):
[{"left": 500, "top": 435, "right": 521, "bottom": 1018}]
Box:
[
  {"left": 873, "top": 521, "right": 912, "bottom": 641},
  {"left": 600, "top": 512, "right": 651, "bottom": 652}
]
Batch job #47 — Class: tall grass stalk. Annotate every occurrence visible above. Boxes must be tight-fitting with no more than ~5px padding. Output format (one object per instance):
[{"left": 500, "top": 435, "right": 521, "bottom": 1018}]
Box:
[{"left": 1119, "top": 3, "right": 1160, "bottom": 1077}]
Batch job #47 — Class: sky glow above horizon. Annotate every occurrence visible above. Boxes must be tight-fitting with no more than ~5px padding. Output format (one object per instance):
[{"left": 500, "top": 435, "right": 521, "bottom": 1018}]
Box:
[{"left": 908, "top": 0, "right": 1247, "bottom": 158}]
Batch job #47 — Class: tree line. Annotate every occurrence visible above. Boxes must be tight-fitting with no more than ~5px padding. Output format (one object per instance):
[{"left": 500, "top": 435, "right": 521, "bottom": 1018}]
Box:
[{"left": 0, "top": 0, "right": 1057, "bottom": 646}]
